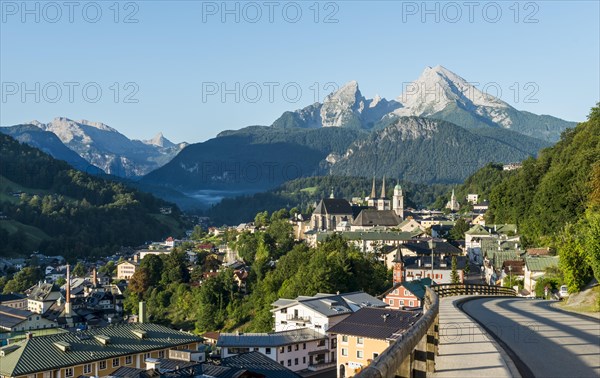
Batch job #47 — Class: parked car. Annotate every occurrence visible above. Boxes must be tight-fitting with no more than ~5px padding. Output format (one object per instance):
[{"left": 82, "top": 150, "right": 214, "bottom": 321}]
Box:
[{"left": 559, "top": 285, "right": 569, "bottom": 298}]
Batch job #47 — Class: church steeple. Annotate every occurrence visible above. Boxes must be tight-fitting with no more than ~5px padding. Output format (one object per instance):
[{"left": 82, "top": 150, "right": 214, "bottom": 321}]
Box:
[
  {"left": 370, "top": 177, "right": 376, "bottom": 199},
  {"left": 380, "top": 176, "right": 386, "bottom": 198},
  {"left": 330, "top": 187, "right": 335, "bottom": 199}
]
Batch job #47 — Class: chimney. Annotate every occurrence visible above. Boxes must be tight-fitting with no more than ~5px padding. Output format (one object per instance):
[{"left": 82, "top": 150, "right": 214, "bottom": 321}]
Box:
[
  {"left": 139, "top": 301, "right": 146, "bottom": 323},
  {"left": 65, "top": 264, "right": 72, "bottom": 316},
  {"left": 145, "top": 358, "right": 160, "bottom": 371},
  {"left": 92, "top": 267, "right": 97, "bottom": 287},
  {"left": 25, "top": 332, "right": 33, "bottom": 340}
]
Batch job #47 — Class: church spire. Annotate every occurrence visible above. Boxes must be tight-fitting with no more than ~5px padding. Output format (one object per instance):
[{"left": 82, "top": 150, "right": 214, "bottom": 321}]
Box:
[
  {"left": 330, "top": 187, "right": 335, "bottom": 199},
  {"left": 370, "top": 177, "right": 376, "bottom": 199},
  {"left": 380, "top": 176, "right": 386, "bottom": 198}
]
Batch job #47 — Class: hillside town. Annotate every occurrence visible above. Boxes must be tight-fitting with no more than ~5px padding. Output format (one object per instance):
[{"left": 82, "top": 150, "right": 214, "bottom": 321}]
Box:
[{"left": 0, "top": 179, "right": 562, "bottom": 378}]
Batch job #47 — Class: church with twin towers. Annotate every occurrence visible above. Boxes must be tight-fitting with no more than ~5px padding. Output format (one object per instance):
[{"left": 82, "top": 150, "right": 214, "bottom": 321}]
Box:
[{"left": 311, "top": 177, "right": 405, "bottom": 232}]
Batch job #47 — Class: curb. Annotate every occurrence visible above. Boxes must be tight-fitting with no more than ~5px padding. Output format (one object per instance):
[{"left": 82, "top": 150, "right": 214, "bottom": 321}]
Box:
[{"left": 454, "top": 296, "right": 533, "bottom": 378}]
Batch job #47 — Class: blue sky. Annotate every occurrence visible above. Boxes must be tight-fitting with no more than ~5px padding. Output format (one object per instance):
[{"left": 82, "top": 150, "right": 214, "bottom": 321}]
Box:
[{"left": 1, "top": 0, "right": 599, "bottom": 143}]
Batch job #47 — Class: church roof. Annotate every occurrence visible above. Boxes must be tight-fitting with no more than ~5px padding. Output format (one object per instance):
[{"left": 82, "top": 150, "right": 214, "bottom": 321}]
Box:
[
  {"left": 352, "top": 209, "right": 401, "bottom": 227},
  {"left": 313, "top": 198, "right": 353, "bottom": 215}
]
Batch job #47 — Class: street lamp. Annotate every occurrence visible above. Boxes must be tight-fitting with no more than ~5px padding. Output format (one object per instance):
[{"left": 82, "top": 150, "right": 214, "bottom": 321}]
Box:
[
  {"left": 428, "top": 238, "right": 435, "bottom": 281},
  {"left": 508, "top": 265, "right": 512, "bottom": 288}
]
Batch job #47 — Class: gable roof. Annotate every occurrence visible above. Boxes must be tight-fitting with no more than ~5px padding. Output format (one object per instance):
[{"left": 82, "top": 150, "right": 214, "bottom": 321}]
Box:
[
  {"left": 400, "top": 241, "right": 462, "bottom": 256},
  {"left": 465, "top": 224, "right": 490, "bottom": 236},
  {"left": 0, "top": 323, "right": 201, "bottom": 376},
  {"left": 222, "top": 351, "right": 301, "bottom": 378},
  {"left": 217, "top": 328, "right": 325, "bottom": 348},
  {"left": 270, "top": 291, "right": 386, "bottom": 317},
  {"left": 27, "top": 283, "right": 61, "bottom": 303},
  {"left": 525, "top": 256, "right": 559, "bottom": 272},
  {"left": 328, "top": 307, "right": 421, "bottom": 340},
  {"left": 313, "top": 198, "right": 353, "bottom": 215},
  {"left": 352, "top": 209, "right": 401, "bottom": 227},
  {"left": 381, "top": 278, "right": 434, "bottom": 299}
]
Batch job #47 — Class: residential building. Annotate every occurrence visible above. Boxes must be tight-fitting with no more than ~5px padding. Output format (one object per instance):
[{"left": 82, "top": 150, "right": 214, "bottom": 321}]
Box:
[
  {"left": 271, "top": 292, "right": 387, "bottom": 334},
  {"left": 313, "top": 231, "right": 414, "bottom": 253},
  {"left": 0, "top": 323, "right": 202, "bottom": 378},
  {"left": 27, "top": 283, "right": 62, "bottom": 314},
  {"left": 381, "top": 278, "right": 434, "bottom": 309},
  {"left": 403, "top": 256, "right": 466, "bottom": 284},
  {"left": 329, "top": 307, "right": 421, "bottom": 377},
  {"left": 466, "top": 194, "right": 479, "bottom": 204},
  {"left": 524, "top": 256, "right": 559, "bottom": 292},
  {"left": 0, "top": 294, "right": 27, "bottom": 310},
  {"left": 0, "top": 305, "right": 57, "bottom": 332},
  {"left": 217, "top": 329, "right": 328, "bottom": 372},
  {"left": 117, "top": 261, "right": 139, "bottom": 280}
]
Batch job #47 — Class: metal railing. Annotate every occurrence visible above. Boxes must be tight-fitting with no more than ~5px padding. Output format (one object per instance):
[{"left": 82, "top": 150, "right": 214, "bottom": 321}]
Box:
[
  {"left": 355, "top": 283, "right": 516, "bottom": 378},
  {"left": 432, "top": 283, "right": 516, "bottom": 297}
]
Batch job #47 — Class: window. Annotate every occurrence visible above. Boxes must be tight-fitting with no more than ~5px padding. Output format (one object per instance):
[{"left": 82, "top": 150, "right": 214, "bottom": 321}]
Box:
[
  {"left": 331, "top": 338, "right": 337, "bottom": 348},
  {"left": 287, "top": 345, "right": 292, "bottom": 352},
  {"left": 144, "top": 352, "right": 151, "bottom": 359},
  {"left": 254, "top": 347, "right": 259, "bottom": 351},
  {"left": 65, "top": 368, "right": 74, "bottom": 377},
  {"left": 342, "top": 335, "right": 348, "bottom": 343},
  {"left": 389, "top": 299, "right": 394, "bottom": 306},
  {"left": 341, "top": 348, "right": 348, "bottom": 356},
  {"left": 409, "top": 300, "right": 414, "bottom": 306},
  {"left": 317, "top": 339, "right": 325, "bottom": 347},
  {"left": 357, "top": 350, "right": 364, "bottom": 359},
  {"left": 99, "top": 361, "right": 107, "bottom": 370},
  {"left": 112, "top": 358, "right": 120, "bottom": 367},
  {"left": 125, "top": 355, "right": 132, "bottom": 365},
  {"left": 295, "top": 344, "right": 299, "bottom": 351},
  {"left": 357, "top": 337, "right": 364, "bottom": 345},
  {"left": 404, "top": 289, "right": 409, "bottom": 295},
  {"left": 281, "top": 308, "right": 287, "bottom": 314},
  {"left": 295, "top": 358, "right": 298, "bottom": 365},
  {"left": 400, "top": 300, "right": 405, "bottom": 305},
  {"left": 303, "top": 356, "right": 306, "bottom": 363},
  {"left": 280, "top": 361, "right": 284, "bottom": 365},
  {"left": 287, "top": 359, "right": 292, "bottom": 366},
  {"left": 279, "top": 346, "right": 285, "bottom": 353},
  {"left": 83, "top": 364, "right": 92, "bottom": 374},
  {"left": 373, "top": 353, "right": 379, "bottom": 359},
  {"left": 158, "top": 350, "right": 165, "bottom": 358},
  {"left": 265, "top": 347, "right": 271, "bottom": 354},
  {"left": 303, "top": 343, "right": 306, "bottom": 350}
]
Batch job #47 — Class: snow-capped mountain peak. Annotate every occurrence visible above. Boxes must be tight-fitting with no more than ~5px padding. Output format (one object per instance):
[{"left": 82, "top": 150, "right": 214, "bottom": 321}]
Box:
[{"left": 393, "top": 65, "right": 512, "bottom": 127}]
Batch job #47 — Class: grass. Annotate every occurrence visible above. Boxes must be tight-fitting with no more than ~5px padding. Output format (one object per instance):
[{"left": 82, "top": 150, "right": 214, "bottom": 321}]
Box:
[
  {"left": 0, "top": 219, "right": 51, "bottom": 251},
  {"left": 299, "top": 186, "right": 318, "bottom": 195},
  {"left": 557, "top": 285, "right": 600, "bottom": 314}
]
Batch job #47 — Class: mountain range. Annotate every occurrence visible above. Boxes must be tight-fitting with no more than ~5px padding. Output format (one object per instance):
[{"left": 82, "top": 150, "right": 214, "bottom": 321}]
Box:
[
  {"left": 2, "top": 66, "right": 578, "bottom": 209},
  {"left": 274, "top": 66, "right": 573, "bottom": 142},
  {"left": 0, "top": 118, "right": 186, "bottom": 177}
]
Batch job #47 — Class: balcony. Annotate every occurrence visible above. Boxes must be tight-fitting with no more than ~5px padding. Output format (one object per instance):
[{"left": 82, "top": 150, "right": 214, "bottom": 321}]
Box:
[
  {"left": 308, "top": 361, "right": 336, "bottom": 371},
  {"left": 286, "top": 314, "right": 311, "bottom": 323}
]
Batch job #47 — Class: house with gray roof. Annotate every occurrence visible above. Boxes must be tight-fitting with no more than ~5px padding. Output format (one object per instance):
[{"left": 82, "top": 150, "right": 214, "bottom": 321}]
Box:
[
  {"left": 0, "top": 305, "right": 57, "bottom": 332},
  {"left": 217, "top": 328, "right": 327, "bottom": 372},
  {"left": 0, "top": 323, "right": 202, "bottom": 378}
]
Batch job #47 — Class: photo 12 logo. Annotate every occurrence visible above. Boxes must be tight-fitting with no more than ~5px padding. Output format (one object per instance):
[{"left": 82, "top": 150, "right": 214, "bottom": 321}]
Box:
[
  {"left": 401, "top": 81, "right": 540, "bottom": 104},
  {"left": 1, "top": 1, "right": 140, "bottom": 23},
  {"left": 201, "top": 81, "right": 340, "bottom": 104},
  {"left": 201, "top": 1, "right": 340, "bottom": 23},
  {"left": 1, "top": 82, "right": 140, "bottom": 104},
  {"left": 400, "top": 2, "right": 540, "bottom": 23}
]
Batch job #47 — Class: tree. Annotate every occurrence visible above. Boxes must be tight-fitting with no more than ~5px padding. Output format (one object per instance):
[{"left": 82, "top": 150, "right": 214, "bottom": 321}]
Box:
[
  {"left": 140, "top": 254, "right": 163, "bottom": 287},
  {"left": 129, "top": 267, "right": 151, "bottom": 295},
  {"left": 450, "top": 256, "right": 460, "bottom": 284},
  {"left": 254, "top": 211, "right": 269, "bottom": 228},
  {"left": 72, "top": 262, "right": 86, "bottom": 277},
  {"left": 558, "top": 223, "right": 592, "bottom": 292},
  {"left": 190, "top": 225, "right": 206, "bottom": 241},
  {"left": 161, "top": 249, "right": 190, "bottom": 285},
  {"left": 98, "top": 261, "right": 116, "bottom": 277},
  {"left": 3, "top": 267, "right": 42, "bottom": 294},
  {"left": 449, "top": 218, "right": 470, "bottom": 241}
]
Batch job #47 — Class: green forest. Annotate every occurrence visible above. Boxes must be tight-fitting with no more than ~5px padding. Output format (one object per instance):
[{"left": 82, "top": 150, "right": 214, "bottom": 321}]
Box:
[
  {"left": 124, "top": 210, "right": 390, "bottom": 333},
  {"left": 0, "top": 134, "right": 187, "bottom": 259},
  {"left": 449, "top": 104, "right": 600, "bottom": 293}
]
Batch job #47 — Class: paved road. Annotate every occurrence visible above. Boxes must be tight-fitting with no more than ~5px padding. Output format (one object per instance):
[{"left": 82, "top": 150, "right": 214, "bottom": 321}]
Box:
[{"left": 462, "top": 298, "right": 600, "bottom": 378}]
